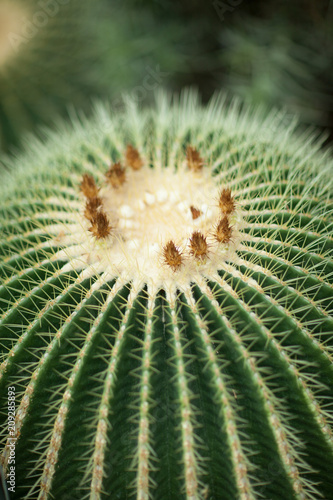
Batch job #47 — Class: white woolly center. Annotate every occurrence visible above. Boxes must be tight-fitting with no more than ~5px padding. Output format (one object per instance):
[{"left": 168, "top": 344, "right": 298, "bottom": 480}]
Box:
[{"left": 55, "top": 165, "right": 246, "bottom": 290}]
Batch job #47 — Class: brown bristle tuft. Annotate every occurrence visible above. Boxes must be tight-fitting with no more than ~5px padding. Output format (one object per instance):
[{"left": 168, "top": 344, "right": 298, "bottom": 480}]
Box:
[
  {"left": 215, "top": 215, "right": 233, "bottom": 244},
  {"left": 80, "top": 174, "right": 100, "bottom": 199},
  {"left": 125, "top": 145, "right": 144, "bottom": 170},
  {"left": 190, "top": 206, "right": 202, "bottom": 220},
  {"left": 186, "top": 146, "right": 204, "bottom": 172},
  {"left": 84, "top": 196, "right": 102, "bottom": 222},
  {"left": 106, "top": 162, "right": 126, "bottom": 188},
  {"left": 189, "top": 231, "right": 208, "bottom": 259},
  {"left": 218, "top": 188, "right": 235, "bottom": 214},
  {"left": 163, "top": 240, "right": 183, "bottom": 271},
  {"left": 88, "top": 211, "right": 112, "bottom": 239}
]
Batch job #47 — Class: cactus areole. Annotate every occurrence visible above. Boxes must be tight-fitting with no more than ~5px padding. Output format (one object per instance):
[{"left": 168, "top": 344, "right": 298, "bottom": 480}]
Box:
[{"left": 0, "top": 92, "right": 332, "bottom": 500}]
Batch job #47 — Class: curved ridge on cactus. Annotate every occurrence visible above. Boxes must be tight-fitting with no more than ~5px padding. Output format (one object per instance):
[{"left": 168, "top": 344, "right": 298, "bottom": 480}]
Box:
[{"left": 0, "top": 91, "right": 333, "bottom": 500}]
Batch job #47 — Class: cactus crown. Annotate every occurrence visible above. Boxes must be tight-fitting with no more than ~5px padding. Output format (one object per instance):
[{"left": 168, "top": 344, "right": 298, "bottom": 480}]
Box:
[
  {"left": 0, "top": 91, "right": 333, "bottom": 500},
  {"left": 67, "top": 141, "right": 244, "bottom": 290}
]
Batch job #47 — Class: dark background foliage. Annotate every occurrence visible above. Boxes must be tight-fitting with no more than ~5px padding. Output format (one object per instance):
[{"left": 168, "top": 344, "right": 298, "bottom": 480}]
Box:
[
  {"left": 0, "top": 0, "right": 332, "bottom": 153},
  {"left": 118, "top": 0, "right": 332, "bottom": 140}
]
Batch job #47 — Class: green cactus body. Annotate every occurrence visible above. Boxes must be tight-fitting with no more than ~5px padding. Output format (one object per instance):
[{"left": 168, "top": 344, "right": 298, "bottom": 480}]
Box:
[{"left": 0, "top": 92, "right": 332, "bottom": 499}]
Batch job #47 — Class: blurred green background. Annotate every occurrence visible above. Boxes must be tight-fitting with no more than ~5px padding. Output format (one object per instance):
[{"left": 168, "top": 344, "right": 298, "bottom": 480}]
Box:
[{"left": 0, "top": 0, "right": 332, "bottom": 154}]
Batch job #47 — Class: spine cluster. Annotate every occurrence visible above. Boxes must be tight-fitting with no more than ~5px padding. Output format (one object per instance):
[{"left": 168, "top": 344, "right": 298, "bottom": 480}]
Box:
[
  {"left": 80, "top": 144, "right": 145, "bottom": 239},
  {"left": 163, "top": 180, "right": 236, "bottom": 271}
]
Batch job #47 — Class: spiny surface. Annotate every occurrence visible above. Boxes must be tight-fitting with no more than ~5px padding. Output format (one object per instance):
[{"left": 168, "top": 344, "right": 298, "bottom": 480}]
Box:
[{"left": 0, "top": 92, "right": 333, "bottom": 500}]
